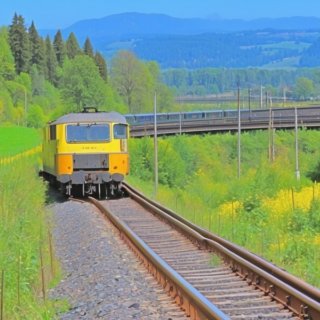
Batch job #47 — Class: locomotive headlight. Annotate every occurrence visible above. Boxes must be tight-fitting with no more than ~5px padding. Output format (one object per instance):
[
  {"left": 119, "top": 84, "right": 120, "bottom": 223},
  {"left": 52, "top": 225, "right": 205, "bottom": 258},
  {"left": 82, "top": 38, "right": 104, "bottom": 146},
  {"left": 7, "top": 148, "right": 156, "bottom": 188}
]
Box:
[{"left": 120, "top": 139, "right": 127, "bottom": 152}]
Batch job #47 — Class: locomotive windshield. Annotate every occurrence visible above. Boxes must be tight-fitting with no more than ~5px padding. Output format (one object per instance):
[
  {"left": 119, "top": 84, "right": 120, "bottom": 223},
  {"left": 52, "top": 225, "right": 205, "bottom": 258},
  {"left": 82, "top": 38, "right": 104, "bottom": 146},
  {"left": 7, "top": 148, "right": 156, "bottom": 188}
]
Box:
[{"left": 66, "top": 124, "right": 110, "bottom": 142}]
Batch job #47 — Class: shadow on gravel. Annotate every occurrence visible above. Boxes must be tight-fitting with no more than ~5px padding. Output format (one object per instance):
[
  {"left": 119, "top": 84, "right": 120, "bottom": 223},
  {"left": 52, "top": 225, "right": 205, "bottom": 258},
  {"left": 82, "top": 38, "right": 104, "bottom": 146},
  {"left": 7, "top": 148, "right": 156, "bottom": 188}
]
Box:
[{"left": 45, "top": 183, "right": 69, "bottom": 205}]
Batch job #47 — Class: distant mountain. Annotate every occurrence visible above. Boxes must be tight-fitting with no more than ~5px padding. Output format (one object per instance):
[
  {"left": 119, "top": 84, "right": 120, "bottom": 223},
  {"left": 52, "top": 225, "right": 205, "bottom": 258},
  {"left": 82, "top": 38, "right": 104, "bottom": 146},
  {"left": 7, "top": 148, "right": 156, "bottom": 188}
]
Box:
[
  {"left": 39, "top": 13, "right": 320, "bottom": 68},
  {"left": 40, "top": 13, "right": 320, "bottom": 42},
  {"left": 133, "top": 31, "right": 320, "bottom": 68},
  {"left": 300, "top": 37, "right": 320, "bottom": 66}
]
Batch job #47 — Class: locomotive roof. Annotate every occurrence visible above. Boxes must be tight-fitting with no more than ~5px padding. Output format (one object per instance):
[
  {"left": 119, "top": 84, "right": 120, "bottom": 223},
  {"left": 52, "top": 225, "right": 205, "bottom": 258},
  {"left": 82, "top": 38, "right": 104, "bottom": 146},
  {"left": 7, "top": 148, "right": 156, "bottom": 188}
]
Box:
[{"left": 50, "top": 111, "right": 127, "bottom": 125}]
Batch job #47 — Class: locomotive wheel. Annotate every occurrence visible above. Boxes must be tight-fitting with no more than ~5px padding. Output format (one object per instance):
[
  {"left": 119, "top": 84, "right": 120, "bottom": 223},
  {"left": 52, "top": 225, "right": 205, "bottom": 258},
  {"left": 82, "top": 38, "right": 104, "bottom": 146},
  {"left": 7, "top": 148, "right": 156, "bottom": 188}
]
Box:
[
  {"left": 100, "top": 184, "right": 107, "bottom": 199},
  {"left": 72, "top": 184, "right": 85, "bottom": 198},
  {"left": 59, "top": 183, "right": 68, "bottom": 197}
]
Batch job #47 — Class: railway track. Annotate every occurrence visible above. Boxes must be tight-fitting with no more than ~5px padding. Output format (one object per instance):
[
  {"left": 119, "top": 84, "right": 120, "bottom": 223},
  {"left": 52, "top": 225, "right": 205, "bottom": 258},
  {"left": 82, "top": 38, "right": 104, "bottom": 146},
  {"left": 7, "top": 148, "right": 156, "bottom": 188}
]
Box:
[
  {"left": 130, "top": 117, "right": 320, "bottom": 137},
  {"left": 88, "top": 184, "right": 320, "bottom": 320},
  {"left": 128, "top": 105, "right": 320, "bottom": 137}
]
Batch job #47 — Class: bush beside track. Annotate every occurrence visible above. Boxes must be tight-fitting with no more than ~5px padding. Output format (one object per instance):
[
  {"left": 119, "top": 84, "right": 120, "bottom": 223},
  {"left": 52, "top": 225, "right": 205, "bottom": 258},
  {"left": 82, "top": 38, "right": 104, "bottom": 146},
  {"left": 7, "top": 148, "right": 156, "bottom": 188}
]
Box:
[{"left": 128, "top": 131, "right": 320, "bottom": 287}]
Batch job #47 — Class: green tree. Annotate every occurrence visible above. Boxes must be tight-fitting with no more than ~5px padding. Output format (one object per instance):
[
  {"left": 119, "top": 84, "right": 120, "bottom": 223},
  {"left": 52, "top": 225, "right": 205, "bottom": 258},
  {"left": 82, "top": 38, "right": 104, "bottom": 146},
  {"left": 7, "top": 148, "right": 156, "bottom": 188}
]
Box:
[
  {"left": 0, "top": 28, "right": 15, "bottom": 80},
  {"left": 294, "top": 77, "right": 314, "bottom": 100},
  {"left": 156, "top": 83, "right": 174, "bottom": 112},
  {"left": 6, "top": 72, "right": 31, "bottom": 123},
  {"left": 65, "top": 32, "right": 81, "bottom": 59},
  {"left": 83, "top": 37, "right": 94, "bottom": 58},
  {"left": 94, "top": 51, "right": 107, "bottom": 81},
  {"left": 27, "top": 104, "right": 46, "bottom": 127},
  {"left": 44, "top": 36, "right": 58, "bottom": 84},
  {"left": 60, "top": 55, "right": 107, "bottom": 111},
  {"left": 0, "top": 87, "right": 15, "bottom": 122},
  {"left": 12, "top": 104, "right": 25, "bottom": 125},
  {"left": 8, "top": 13, "right": 30, "bottom": 74},
  {"left": 53, "top": 30, "right": 66, "bottom": 67},
  {"left": 30, "top": 64, "right": 45, "bottom": 96},
  {"left": 146, "top": 61, "right": 174, "bottom": 111},
  {"left": 28, "top": 21, "right": 45, "bottom": 73},
  {"left": 111, "top": 50, "right": 153, "bottom": 113}
]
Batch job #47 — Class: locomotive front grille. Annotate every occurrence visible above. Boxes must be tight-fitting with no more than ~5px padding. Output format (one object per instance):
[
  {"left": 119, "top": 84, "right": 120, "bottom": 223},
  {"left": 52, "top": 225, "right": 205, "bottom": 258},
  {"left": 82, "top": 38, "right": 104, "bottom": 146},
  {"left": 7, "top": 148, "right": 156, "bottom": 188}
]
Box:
[{"left": 73, "top": 154, "right": 109, "bottom": 171}]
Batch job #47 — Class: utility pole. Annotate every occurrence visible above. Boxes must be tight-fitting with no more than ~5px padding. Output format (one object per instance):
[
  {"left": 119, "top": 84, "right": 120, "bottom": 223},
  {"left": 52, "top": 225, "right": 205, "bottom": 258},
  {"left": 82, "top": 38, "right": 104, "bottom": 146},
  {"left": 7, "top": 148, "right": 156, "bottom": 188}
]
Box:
[
  {"left": 295, "top": 107, "right": 300, "bottom": 180},
  {"left": 24, "top": 87, "right": 27, "bottom": 126},
  {"left": 237, "top": 82, "right": 241, "bottom": 179},
  {"left": 272, "top": 127, "right": 275, "bottom": 162},
  {"left": 154, "top": 92, "right": 158, "bottom": 197},
  {"left": 178, "top": 96, "right": 182, "bottom": 135},
  {"left": 268, "top": 101, "right": 274, "bottom": 162},
  {"left": 265, "top": 91, "right": 268, "bottom": 110},
  {"left": 260, "top": 85, "right": 263, "bottom": 109},
  {"left": 248, "top": 88, "right": 251, "bottom": 119}
]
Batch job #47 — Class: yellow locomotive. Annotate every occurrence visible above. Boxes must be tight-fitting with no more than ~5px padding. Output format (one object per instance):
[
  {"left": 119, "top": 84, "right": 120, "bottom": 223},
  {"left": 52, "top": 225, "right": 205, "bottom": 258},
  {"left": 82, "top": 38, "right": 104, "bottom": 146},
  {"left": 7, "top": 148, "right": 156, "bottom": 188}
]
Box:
[{"left": 41, "top": 108, "right": 129, "bottom": 198}]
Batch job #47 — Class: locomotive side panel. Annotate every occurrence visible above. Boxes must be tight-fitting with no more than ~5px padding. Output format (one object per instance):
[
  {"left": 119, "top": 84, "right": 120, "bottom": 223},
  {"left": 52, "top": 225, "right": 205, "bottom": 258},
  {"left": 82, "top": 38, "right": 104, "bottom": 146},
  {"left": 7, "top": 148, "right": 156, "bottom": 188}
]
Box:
[{"left": 42, "top": 126, "right": 58, "bottom": 176}]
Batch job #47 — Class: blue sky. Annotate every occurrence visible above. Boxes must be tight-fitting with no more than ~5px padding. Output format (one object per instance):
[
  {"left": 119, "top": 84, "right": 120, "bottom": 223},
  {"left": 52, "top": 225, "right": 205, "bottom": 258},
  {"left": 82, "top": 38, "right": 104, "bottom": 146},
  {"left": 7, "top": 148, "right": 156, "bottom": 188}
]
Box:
[{"left": 1, "top": 0, "right": 320, "bottom": 29}]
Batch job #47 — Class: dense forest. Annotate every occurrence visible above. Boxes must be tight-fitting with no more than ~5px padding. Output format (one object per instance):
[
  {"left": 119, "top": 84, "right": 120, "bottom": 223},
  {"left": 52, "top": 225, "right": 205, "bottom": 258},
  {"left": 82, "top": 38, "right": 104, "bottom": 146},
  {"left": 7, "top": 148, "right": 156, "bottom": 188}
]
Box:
[
  {"left": 0, "top": 13, "right": 174, "bottom": 127},
  {"left": 67, "top": 14, "right": 320, "bottom": 69},
  {"left": 133, "top": 30, "right": 320, "bottom": 69},
  {"left": 1, "top": 13, "right": 320, "bottom": 128},
  {"left": 163, "top": 68, "right": 320, "bottom": 98}
]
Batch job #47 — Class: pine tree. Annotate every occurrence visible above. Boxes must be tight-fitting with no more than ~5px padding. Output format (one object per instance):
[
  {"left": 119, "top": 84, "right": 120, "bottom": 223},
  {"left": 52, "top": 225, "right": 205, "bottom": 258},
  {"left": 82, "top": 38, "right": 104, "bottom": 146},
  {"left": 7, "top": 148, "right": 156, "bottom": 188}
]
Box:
[
  {"left": 94, "top": 51, "right": 108, "bottom": 82},
  {"left": 66, "top": 32, "right": 81, "bottom": 59},
  {"left": 8, "top": 13, "right": 30, "bottom": 73},
  {"left": 0, "top": 28, "right": 15, "bottom": 80},
  {"left": 39, "top": 37, "right": 47, "bottom": 72},
  {"left": 44, "top": 36, "right": 58, "bottom": 84},
  {"left": 53, "top": 30, "right": 66, "bottom": 66},
  {"left": 83, "top": 37, "right": 94, "bottom": 58},
  {"left": 28, "top": 21, "right": 45, "bottom": 72}
]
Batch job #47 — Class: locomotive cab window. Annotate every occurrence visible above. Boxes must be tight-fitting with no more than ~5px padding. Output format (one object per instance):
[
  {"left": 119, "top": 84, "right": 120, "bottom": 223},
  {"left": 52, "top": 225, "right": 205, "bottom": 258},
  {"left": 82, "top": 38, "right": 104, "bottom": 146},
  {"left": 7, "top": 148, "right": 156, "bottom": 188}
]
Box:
[
  {"left": 66, "top": 124, "right": 110, "bottom": 142},
  {"left": 113, "top": 124, "right": 127, "bottom": 139}
]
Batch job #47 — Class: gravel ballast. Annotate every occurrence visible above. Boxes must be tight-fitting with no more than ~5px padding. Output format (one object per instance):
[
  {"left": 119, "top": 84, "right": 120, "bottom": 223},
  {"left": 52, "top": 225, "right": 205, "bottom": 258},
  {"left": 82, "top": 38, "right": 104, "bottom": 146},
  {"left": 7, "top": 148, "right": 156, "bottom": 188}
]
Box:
[{"left": 49, "top": 198, "right": 187, "bottom": 319}]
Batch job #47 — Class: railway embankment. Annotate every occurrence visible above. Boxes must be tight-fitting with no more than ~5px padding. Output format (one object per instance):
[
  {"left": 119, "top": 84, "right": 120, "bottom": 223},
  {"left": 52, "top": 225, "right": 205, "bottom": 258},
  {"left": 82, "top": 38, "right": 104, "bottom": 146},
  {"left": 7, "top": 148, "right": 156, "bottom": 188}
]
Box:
[{"left": 128, "top": 131, "right": 320, "bottom": 287}]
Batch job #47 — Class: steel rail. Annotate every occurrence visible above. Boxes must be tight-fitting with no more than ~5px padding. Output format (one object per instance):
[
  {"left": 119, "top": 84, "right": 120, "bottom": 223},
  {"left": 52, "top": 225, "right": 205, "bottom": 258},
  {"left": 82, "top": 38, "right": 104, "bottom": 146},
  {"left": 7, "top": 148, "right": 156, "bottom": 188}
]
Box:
[
  {"left": 123, "top": 182, "right": 319, "bottom": 298},
  {"left": 88, "top": 197, "right": 229, "bottom": 320},
  {"left": 122, "top": 183, "right": 320, "bottom": 319},
  {"left": 130, "top": 118, "right": 320, "bottom": 137}
]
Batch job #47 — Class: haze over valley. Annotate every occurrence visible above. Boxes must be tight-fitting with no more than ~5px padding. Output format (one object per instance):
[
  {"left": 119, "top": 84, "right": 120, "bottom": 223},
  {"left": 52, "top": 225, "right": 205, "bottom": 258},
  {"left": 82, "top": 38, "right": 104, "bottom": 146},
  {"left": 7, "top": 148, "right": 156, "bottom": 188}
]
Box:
[{"left": 38, "top": 13, "right": 320, "bottom": 68}]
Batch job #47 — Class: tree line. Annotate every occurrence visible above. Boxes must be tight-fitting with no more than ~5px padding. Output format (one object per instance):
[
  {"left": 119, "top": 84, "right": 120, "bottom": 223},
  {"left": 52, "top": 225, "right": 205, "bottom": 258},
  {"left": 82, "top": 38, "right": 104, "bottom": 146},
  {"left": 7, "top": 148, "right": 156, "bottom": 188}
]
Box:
[
  {"left": 0, "top": 13, "right": 174, "bottom": 127},
  {"left": 134, "top": 30, "right": 320, "bottom": 69},
  {"left": 163, "top": 68, "right": 320, "bottom": 100},
  {"left": 1, "top": 13, "right": 320, "bottom": 129}
]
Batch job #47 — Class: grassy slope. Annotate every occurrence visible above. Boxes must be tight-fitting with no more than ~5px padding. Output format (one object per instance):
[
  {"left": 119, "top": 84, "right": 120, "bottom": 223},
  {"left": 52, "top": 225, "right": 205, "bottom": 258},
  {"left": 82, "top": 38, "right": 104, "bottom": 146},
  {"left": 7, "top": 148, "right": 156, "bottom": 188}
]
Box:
[
  {"left": 128, "top": 131, "right": 320, "bottom": 287},
  {"left": 0, "top": 126, "right": 62, "bottom": 318},
  {"left": 0, "top": 126, "right": 41, "bottom": 157}
]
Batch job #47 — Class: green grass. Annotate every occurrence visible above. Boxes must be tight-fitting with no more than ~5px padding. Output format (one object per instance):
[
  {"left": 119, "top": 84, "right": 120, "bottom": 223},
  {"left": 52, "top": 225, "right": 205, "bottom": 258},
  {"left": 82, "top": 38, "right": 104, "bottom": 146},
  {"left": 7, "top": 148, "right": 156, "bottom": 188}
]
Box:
[
  {"left": 258, "top": 41, "right": 310, "bottom": 52},
  {"left": 0, "top": 126, "right": 41, "bottom": 157},
  {"left": 0, "top": 127, "right": 63, "bottom": 317},
  {"left": 0, "top": 157, "right": 60, "bottom": 318},
  {"left": 261, "top": 56, "right": 301, "bottom": 69},
  {"left": 128, "top": 131, "right": 320, "bottom": 287}
]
